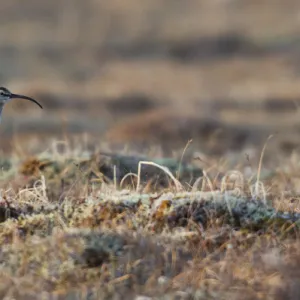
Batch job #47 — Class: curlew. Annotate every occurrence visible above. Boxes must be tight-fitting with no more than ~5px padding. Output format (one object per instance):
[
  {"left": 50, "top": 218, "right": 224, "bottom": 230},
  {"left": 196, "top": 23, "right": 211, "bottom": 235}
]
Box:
[{"left": 0, "top": 87, "right": 42, "bottom": 122}]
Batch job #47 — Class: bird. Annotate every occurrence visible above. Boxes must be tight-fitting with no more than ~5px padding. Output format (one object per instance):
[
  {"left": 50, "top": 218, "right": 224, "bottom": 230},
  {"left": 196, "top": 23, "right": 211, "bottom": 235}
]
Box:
[{"left": 0, "top": 87, "right": 42, "bottom": 122}]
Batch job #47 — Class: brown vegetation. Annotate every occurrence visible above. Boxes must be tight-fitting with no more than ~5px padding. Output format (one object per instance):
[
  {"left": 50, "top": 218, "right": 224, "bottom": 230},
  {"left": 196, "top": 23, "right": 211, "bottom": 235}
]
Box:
[{"left": 1, "top": 1, "right": 300, "bottom": 299}]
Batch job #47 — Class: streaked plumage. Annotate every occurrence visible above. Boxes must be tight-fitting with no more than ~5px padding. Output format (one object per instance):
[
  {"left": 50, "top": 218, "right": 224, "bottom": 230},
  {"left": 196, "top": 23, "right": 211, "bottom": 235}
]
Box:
[{"left": 0, "top": 87, "right": 42, "bottom": 122}]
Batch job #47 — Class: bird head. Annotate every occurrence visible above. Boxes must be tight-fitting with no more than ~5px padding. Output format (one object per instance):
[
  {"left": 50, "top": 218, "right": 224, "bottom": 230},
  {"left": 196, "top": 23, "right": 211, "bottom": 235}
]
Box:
[{"left": 0, "top": 87, "right": 43, "bottom": 109}]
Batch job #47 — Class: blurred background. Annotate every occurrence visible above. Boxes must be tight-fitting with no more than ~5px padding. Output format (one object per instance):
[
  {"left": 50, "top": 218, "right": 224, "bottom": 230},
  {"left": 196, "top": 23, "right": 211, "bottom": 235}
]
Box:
[{"left": 1, "top": 0, "right": 300, "bottom": 159}]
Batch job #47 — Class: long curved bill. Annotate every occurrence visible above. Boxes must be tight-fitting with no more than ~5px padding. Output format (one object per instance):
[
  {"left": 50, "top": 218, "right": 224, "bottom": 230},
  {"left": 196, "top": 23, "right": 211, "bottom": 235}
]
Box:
[{"left": 10, "top": 93, "right": 43, "bottom": 109}]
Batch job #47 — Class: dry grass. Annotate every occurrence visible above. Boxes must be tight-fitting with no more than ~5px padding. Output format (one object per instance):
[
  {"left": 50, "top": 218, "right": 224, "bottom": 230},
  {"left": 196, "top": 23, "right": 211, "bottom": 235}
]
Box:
[
  {"left": 0, "top": 139, "right": 298, "bottom": 299},
  {"left": 1, "top": 1, "right": 300, "bottom": 298}
]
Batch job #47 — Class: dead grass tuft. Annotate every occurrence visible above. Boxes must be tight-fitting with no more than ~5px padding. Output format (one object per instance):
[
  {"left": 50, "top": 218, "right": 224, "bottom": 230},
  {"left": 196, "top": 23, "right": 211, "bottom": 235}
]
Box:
[{"left": 0, "top": 143, "right": 299, "bottom": 299}]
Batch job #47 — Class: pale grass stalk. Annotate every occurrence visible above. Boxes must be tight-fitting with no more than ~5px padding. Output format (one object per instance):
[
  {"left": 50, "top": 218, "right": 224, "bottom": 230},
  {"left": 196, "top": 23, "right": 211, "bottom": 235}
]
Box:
[
  {"left": 250, "top": 181, "right": 267, "bottom": 204},
  {"left": 255, "top": 135, "right": 273, "bottom": 201},
  {"left": 33, "top": 175, "right": 48, "bottom": 200},
  {"left": 203, "top": 170, "right": 215, "bottom": 192},
  {"left": 18, "top": 175, "right": 49, "bottom": 204},
  {"left": 224, "top": 191, "right": 233, "bottom": 217},
  {"left": 191, "top": 176, "right": 204, "bottom": 192},
  {"left": 113, "top": 165, "right": 117, "bottom": 190},
  {"left": 136, "top": 161, "right": 183, "bottom": 192},
  {"left": 120, "top": 173, "right": 139, "bottom": 189},
  {"left": 192, "top": 170, "right": 215, "bottom": 192},
  {"left": 220, "top": 170, "right": 244, "bottom": 194},
  {"left": 176, "top": 139, "right": 193, "bottom": 180}
]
